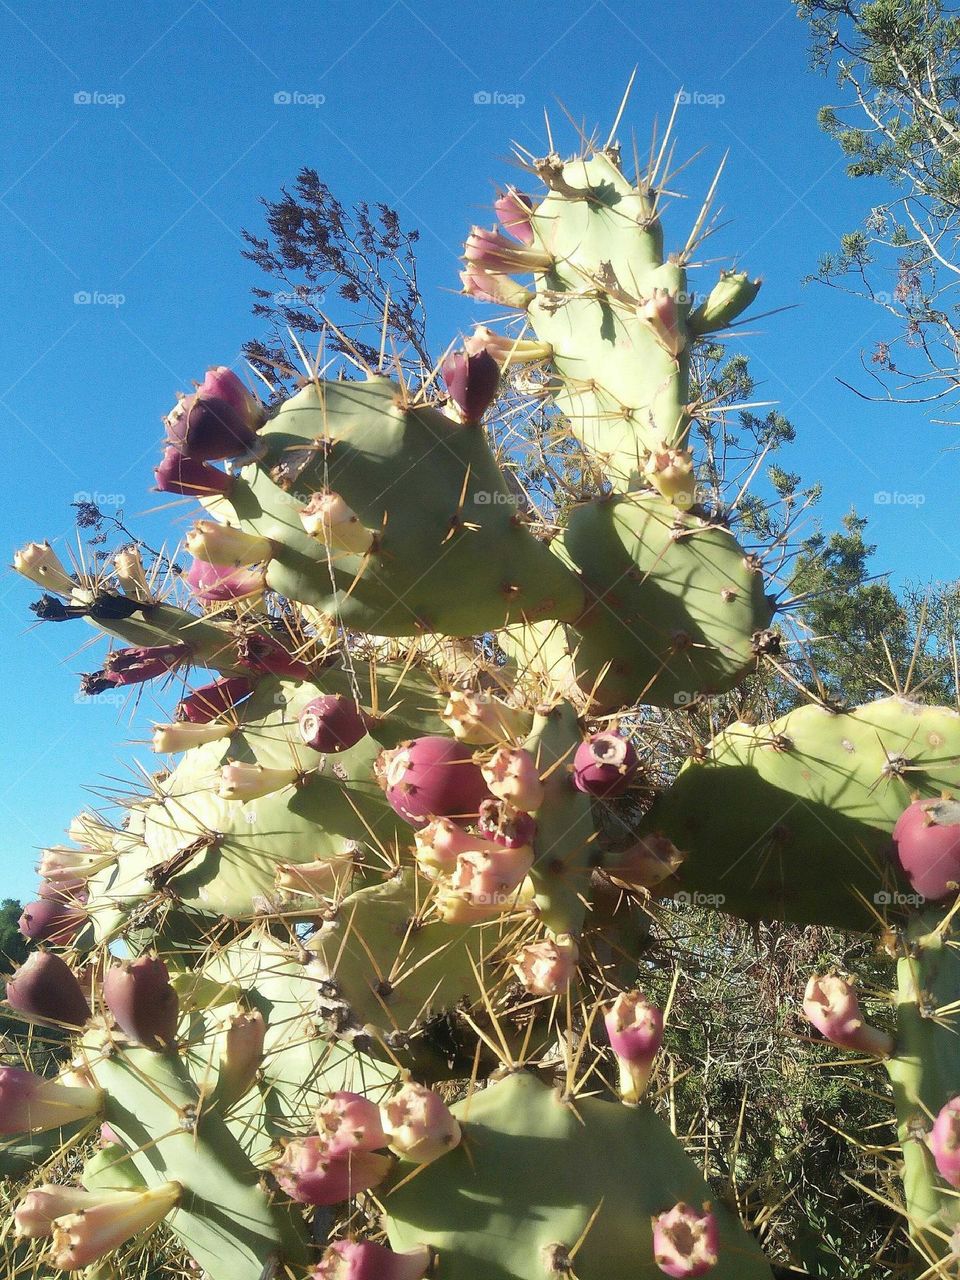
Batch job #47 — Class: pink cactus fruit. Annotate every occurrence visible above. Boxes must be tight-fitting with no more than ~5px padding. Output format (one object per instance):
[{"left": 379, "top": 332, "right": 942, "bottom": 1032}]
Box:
[
  {"left": 476, "top": 798, "right": 537, "bottom": 849},
  {"left": 494, "top": 190, "right": 535, "bottom": 244},
  {"left": 45, "top": 1182, "right": 181, "bottom": 1270},
  {"left": 175, "top": 676, "right": 253, "bottom": 723},
  {"left": 0, "top": 1066, "right": 103, "bottom": 1134},
  {"left": 652, "top": 1202, "right": 720, "bottom": 1277},
  {"left": 166, "top": 393, "right": 259, "bottom": 462},
  {"left": 272, "top": 1136, "right": 391, "bottom": 1205},
  {"left": 801, "top": 973, "right": 893, "bottom": 1057},
  {"left": 102, "top": 956, "right": 179, "bottom": 1052},
  {"left": 511, "top": 933, "right": 579, "bottom": 996},
  {"left": 604, "top": 991, "right": 664, "bottom": 1103},
  {"left": 154, "top": 447, "right": 234, "bottom": 497},
  {"left": 380, "top": 1081, "right": 461, "bottom": 1164},
  {"left": 930, "top": 1096, "right": 960, "bottom": 1187},
  {"left": 312, "top": 1240, "right": 432, "bottom": 1280},
  {"left": 186, "top": 558, "right": 264, "bottom": 605},
  {"left": 299, "top": 695, "right": 370, "bottom": 754},
  {"left": 315, "top": 1092, "right": 387, "bottom": 1158},
  {"left": 572, "top": 732, "right": 639, "bottom": 798},
  {"left": 441, "top": 349, "right": 501, "bottom": 425},
  {"left": 18, "top": 898, "right": 87, "bottom": 945},
  {"left": 195, "top": 366, "right": 266, "bottom": 430},
  {"left": 481, "top": 746, "right": 545, "bottom": 812},
  {"left": 5, "top": 952, "right": 90, "bottom": 1027},
  {"left": 378, "top": 736, "right": 492, "bottom": 828},
  {"left": 892, "top": 798, "right": 960, "bottom": 900}
]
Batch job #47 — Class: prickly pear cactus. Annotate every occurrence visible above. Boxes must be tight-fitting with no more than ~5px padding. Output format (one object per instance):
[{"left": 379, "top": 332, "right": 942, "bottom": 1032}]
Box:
[{"left": 6, "top": 95, "right": 947, "bottom": 1280}]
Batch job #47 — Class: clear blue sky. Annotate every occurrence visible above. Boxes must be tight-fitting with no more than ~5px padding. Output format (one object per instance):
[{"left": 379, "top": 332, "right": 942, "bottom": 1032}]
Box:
[{"left": 1, "top": 1, "right": 955, "bottom": 904}]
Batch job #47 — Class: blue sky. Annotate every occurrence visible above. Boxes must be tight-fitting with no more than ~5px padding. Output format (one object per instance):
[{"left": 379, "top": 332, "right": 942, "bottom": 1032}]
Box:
[{"left": 1, "top": 1, "right": 955, "bottom": 904}]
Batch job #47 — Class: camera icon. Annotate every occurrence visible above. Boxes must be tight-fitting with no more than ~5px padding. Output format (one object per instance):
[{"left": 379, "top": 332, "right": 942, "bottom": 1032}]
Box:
[
  {"left": 273, "top": 90, "right": 292, "bottom": 105},
  {"left": 874, "top": 891, "right": 891, "bottom": 905},
  {"left": 73, "top": 291, "right": 91, "bottom": 305},
  {"left": 673, "top": 690, "right": 694, "bottom": 706},
  {"left": 473, "top": 90, "right": 492, "bottom": 105},
  {"left": 73, "top": 91, "right": 91, "bottom": 105},
  {"left": 474, "top": 491, "right": 492, "bottom": 504},
  {"left": 673, "top": 890, "right": 691, "bottom": 906}
]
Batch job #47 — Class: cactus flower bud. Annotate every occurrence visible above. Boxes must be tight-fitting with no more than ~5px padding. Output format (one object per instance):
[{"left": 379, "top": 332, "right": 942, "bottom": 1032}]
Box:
[
  {"left": 930, "top": 1097, "right": 960, "bottom": 1188},
  {"left": 186, "top": 558, "right": 265, "bottom": 606},
  {"left": 151, "top": 720, "right": 233, "bottom": 753},
  {"left": 272, "top": 1136, "right": 391, "bottom": 1205},
  {"left": 316, "top": 1092, "right": 387, "bottom": 1157},
  {"left": 299, "top": 695, "right": 370, "bottom": 754},
  {"left": 219, "top": 762, "right": 300, "bottom": 801},
  {"left": 0, "top": 1066, "right": 102, "bottom": 1134},
  {"left": 14, "top": 1185, "right": 104, "bottom": 1238},
  {"left": 19, "top": 897, "right": 87, "bottom": 945},
  {"left": 196, "top": 366, "right": 267, "bottom": 430},
  {"left": 45, "top": 1182, "right": 181, "bottom": 1270},
  {"left": 166, "top": 393, "right": 259, "bottom": 462},
  {"left": 605, "top": 835, "right": 685, "bottom": 892},
  {"left": 572, "top": 732, "right": 640, "bottom": 799},
  {"left": 463, "top": 326, "right": 552, "bottom": 368},
  {"left": 604, "top": 991, "right": 664, "bottom": 1103},
  {"left": 4, "top": 952, "right": 91, "bottom": 1027},
  {"left": 103, "top": 956, "right": 179, "bottom": 1052},
  {"left": 176, "top": 676, "right": 253, "bottom": 723},
  {"left": 481, "top": 746, "right": 545, "bottom": 811},
  {"left": 185, "top": 520, "right": 273, "bottom": 568},
  {"left": 154, "top": 447, "right": 234, "bottom": 497},
  {"left": 300, "top": 492, "right": 375, "bottom": 555},
  {"left": 13, "top": 541, "right": 75, "bottom": 595},
  {"left": 441, "top": 349, "right": 500, "bottom": 425},
  {"left": 511, "top": 933, "right": 579, "bottom": 996},
  {"left": 639, "top": 290, "right": 685, "bottom": 358},
  {"left": 652, "top": 1202, "right": 719, "bottom": 1277},
  {"left": 68, "top": 811, "right": 114, "bottom": 851},
  {"left": 441, "top": 691, "right": 530, "bottom": 745},
  {"left": 464, "top": 226, "right": 553, "bottom": 275},
  {"left": 381, "top": 1081, "right": 461, "bottom": 1164},
  {"left": 801, "top": 973, "right": 893, "bottom": 1057},
  {"left": 312, "top": 1240, "right": 432, "bottom": 1280},
  {"left": 216, "top": 1009, "right": 266, "bottom": 1106},
  {"left": 275, "top": 855, "right": 354, "bottom": 898},
  {"left": 643, "top": 446, "right": 696, "bottom": 510},
  {"left": 494, "top": 190, "right": 535, "bottom": 244},
  {"left": 687, "top": 270, "right": 761, "bottom": 336},
  {"left": 459, "top": 267, "right": 533, "bottom": 308}
]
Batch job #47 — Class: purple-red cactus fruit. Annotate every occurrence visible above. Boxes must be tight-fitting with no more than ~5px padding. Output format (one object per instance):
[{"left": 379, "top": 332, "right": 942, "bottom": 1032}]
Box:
[
  {"left": 494, "top": 190, "right": 535, "bottom": 244},
  {"left": 801, "top": 973, "right": 893, "bottom": 1057},
  {"left": 83, "top": 644, "right": 188, "bottom": 697},
  {"left": 175, "top": 676, "right": 253, "bottom": 723},
  {"left": 272, "top": 1136, "right": 391, "bottom": 1206},
  {"left": 312, "top": 1241, "right": 432, "bottom": 1280},
  {"left": 186, "top": 559, "right": 263, "bottom": 604},
  {"left": 196, "top": 366, "right": 266, "bottom": 430},
  {"left": 476, "top": 798, "right": 537, "bottom": 849},
  {"left": 299, "top": 695, "right": 370, "bottom": 754},
  {"left": 102, "top": 956, "right": 179, "bottom": 1052},
  {"left": 316, "top": 1092, "right": 386, "bottom": 1157},
  {"left": 235, "top": 632, "right": 314, "bottom": 680},
  {"left": 930, "top": 1096, "right": 960, "bottom": 1187},
  {"left": 166, "top": 394, "right": 259, "bottom": 462},
  {"left": 893, "top": 798, "right": 960, "bottom": 900},
  {"left": 154, "top": 447, "right": 233, "bottom": 498},
  {"left": 652, "top": 1202, "right": 720, "bottom": 1278},
  {"left": 18, "top": 898, "right": 87, "bottom": 945},
  {"left": 604, "top": 991, "right": 664, "bottom": 1102},
  {"left": 5, "top": 952, "right": 90, "bottom": 1027},
  {"left": 440, "top": 350, "right": 500, "bottom": 425},
  {"left": 572, "top": 732, "right": 639, "bottom": 798},
  {"left": 379, "top": 736, "right": 492, "bottom": 827}
]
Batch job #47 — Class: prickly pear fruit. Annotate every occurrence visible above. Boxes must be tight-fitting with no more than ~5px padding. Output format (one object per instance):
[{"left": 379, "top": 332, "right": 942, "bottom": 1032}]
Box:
[
  {"left": 687, "top": 270, "right": 762, "bottom": 336},
  {"left": 378, "top": 736, "right": 491, "bottom": 827},
  {"left": 652, "top": 1202, "right": 720, "bottom": 1278},
  {"left": 13, "top": 541, "right": 75, "bottom": 594},
  {"left": 186, "top": 558, "right": 265, "bottom": 605},
  {"left": 893, "top": 798, "right": 960, "bottom": 900},
  {"left": 381, "top": 1082, "right": 461, "bottom": 1165},
  {"left": 4, "top": 952, "right": 90, "bottom": 1027},
  {"left": 929, "top": 1096, "right": 960, "bottom": 1188},
  {"left": 14, "top": 1185, "right": 105, "bottom": 1238},
  {"left": 313, "top": 1241, "right": 432, "bottom": 1280},
  {"left": 45, "top": 1182, "right": 182, "bottom": 1270},
  {"left": 0, "top": 1066, "right": 102, "bottom": 1134},
  {"left": 166, "top": 394, "right": 259, "bottom": 462},
  {"left": 316, "top": 1092, "right": 387, "bottom": 1157},
  {"left": 605, "top": 835, "right": 685, "bottom": 892},
  {"left": 195, "top": 366, "right": 266, "bottom": 430},
  {"left": 18, "top": 897, "right": 86, "bottom": 945},
  {"left": 154, "top": 447, "right": 234, "bottom": 497},
  {"left": 801, "top": 973, "right": 893, "bottom": 1057},
  {"left": 102, "top": 956, "right": 179, "bottom": 1052},
  {"left": 494, "top": 190, "right": 534, "bottom": 243},
  {"left": 299, "top": 695, "right": 370, "bottom": 754},
  {"left": 605, "top": 991, "right": 664, "bottom": 1103},
  {"left": 272, "top": 1137, "right": 391, "bottom": 1205},
  {"left": 511, "top": 932, "right": 578, "bottom": 995},
  {"left": 481, "top": 746, "right": 545, "bottom": 811},
  {"left": 573, "top": 732, "right": 639, "bottom": 798},
  {"left": 175, "top": 676, "right": 252, "bottom": 722},
  {"left": 441, "top": 349, "right": 500, "bottom": 425}
]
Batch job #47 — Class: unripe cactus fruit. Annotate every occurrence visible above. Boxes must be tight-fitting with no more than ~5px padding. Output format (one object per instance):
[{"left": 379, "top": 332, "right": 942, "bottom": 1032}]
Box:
[
  {"left": 511, "top": 932, "right": 579, "bottom": 995},
  {"left": 378, "top": 736, "right": 492, "bottom": 827},
  {"left": 299, "top": 491, "right": 375, "bottom": 555},
  {"left": 313, "top": 1240, "right": 432, "bottom": 1280},
  {"left": 185, "top": 520, "right": 273, "bottom": 567},
  {"left": 930, "top": 1097, "right": 960, "bottom": 1188},
  {"left": 152, "top": 720, "right": 233, "bottom": 753},
  {"left": 219, "top": 762, "right": 300, "bottom": 801},
  {"left": 644, "top": 445, "right": 696, "bottom": 510},
  {"left": 0, "top": 1066, "right": 102, "bottom": 1134},
  {"left": 45, "top": 1182, "right": 182, "bottom": 1270},
  {"left": 441, "top": 349, "right": 500, "bottom": 425},
  {"left": 481, "top": 746, "right": 545, "bottom": 811},
  {"left": 13, "top": 541, "right": 75, "bottom": 594},
  {"left": 459, "top": 267, "right": 533, "bottom": 308},
  {"left": 801, "top": 973, "right": 893, "bottom": 1057},
  {"left": 893, "top": 798, "right": 960, "bottom": 900},
  {"left": 14, "top": 1185, "right": 106, "bottom": 1238},
  {"left": 380, "top": 1081, "right": 461, "bottom": 1165},
  {"left": 605, "top": 835, "right": 685, "bottom": 891},
  {"left": 316, "top": 1092, "right": 387, "bottom": 1157},
  {"left": 102, "top": 956, "right": 179, "bottom": 1052},
  {"left": 441, "top": 690, "right": 530, "bottom": 744},
  {"left": 573, "top": 732, "right": 639, "bottom": 798},
  {"left": 299, "top": 695, "right": 370, "bottom": 754},
  {"left": 652, "top": 1202, "right": 720, "bottom": 1278},
  {"left": 463, "top": 226, "right": 553, "bottom": 275},
  {"left": 605, "top": 991, "right": 664, "bottom": 1103},
  {"left": 4, "top": 952, "right": 90, "bottom": 1027},
  {"left": 272, "top": 1137, "right": 391, "bottom": 1205}
]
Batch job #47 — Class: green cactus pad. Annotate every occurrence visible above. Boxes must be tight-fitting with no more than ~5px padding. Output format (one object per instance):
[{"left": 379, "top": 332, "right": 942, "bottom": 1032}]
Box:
[
  {"left": 646, "top": 697, "right": 960, "bottom": 930},
  {"left": 558, "top": 492, "right": 772, "bottom": 709},
  {"left": 384, "top": 1070, "right": 772, "bottom": 1280},
  {"left": 216, "top": 377, "right": 583, "bottom": 636}
]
